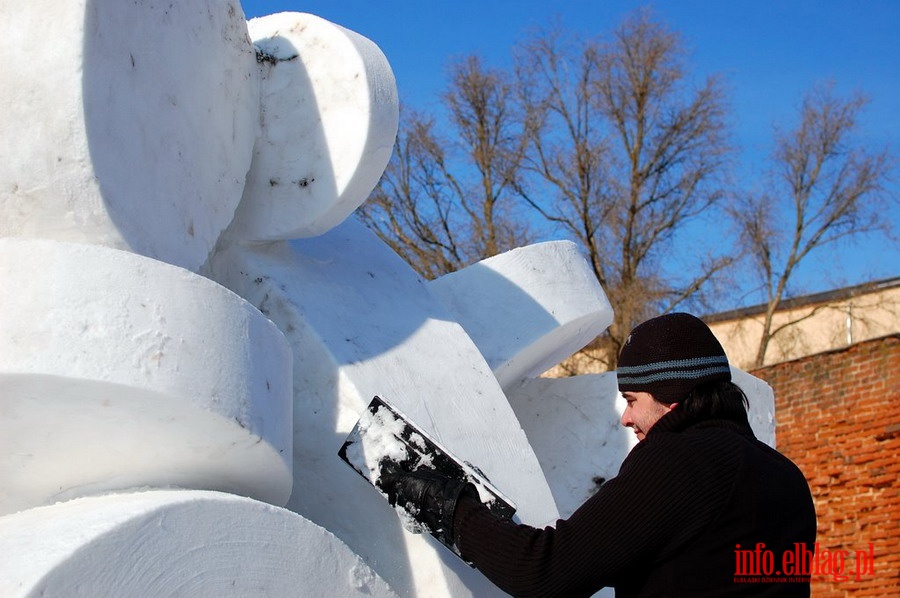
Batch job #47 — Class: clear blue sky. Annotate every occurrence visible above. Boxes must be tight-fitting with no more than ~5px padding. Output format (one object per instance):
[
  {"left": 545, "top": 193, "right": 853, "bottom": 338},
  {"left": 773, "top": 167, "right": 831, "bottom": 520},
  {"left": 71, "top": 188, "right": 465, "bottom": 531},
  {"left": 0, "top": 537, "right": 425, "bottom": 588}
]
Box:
[{"left": 239, "top": 1, "right": 899, "bottom": 303}]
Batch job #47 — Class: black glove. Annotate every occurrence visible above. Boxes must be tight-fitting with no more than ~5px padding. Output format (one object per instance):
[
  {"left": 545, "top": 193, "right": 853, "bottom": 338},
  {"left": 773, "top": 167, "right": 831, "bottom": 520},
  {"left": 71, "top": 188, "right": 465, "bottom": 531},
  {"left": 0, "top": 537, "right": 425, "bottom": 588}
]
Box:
[{"left": 378, "top": 461, "right": 474, "bottom": 548}]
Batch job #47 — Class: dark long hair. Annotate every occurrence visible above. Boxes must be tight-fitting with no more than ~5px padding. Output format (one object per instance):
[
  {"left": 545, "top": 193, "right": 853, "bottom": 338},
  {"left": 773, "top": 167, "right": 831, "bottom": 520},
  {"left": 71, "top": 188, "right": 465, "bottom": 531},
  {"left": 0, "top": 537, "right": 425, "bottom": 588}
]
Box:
[{"left": 677, "top": 380, "right": 750, "bottom": 422}]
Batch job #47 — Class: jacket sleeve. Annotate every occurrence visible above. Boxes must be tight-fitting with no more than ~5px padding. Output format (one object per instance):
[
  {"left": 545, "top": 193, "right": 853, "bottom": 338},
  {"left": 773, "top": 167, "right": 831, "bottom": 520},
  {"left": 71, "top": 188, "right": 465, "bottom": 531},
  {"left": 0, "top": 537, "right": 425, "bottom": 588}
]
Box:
[{"left": 453, "top": 436, "right": 720, "bottom": 598}]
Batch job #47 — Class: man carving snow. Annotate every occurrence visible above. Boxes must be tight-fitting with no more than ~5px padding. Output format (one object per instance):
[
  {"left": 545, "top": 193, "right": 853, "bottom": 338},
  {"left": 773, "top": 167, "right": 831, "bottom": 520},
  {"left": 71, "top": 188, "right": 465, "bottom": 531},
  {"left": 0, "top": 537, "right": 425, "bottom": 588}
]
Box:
[{"left": 380, "top": 312, "right": 817, "bottom": 597}]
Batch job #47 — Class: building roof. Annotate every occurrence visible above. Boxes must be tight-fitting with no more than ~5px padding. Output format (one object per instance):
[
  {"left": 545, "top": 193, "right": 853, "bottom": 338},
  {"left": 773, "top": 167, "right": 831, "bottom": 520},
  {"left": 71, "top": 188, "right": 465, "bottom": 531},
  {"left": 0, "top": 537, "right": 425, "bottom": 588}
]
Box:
[{"left": 703, "top": 276, "right": 900, "bottom": 324}]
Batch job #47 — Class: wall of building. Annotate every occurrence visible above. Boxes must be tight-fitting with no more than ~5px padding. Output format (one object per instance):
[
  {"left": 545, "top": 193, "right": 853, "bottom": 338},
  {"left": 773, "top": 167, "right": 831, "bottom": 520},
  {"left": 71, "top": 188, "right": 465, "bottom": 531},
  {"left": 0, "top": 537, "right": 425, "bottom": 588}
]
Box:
[
  {"left": 709, "top": 283, "right": 900, "bottom": 370},
  {"left": 752, "top": 335, "right": 899, "bottom": 597}
]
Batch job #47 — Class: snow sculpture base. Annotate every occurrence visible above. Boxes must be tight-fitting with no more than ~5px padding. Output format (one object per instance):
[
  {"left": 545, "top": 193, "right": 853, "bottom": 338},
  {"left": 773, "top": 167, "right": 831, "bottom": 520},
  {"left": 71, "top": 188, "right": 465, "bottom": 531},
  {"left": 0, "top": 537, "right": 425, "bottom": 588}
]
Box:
[
  {"left": 0, "top": 240, "right": 293, "bottom": 516},
  {"left": 0, "top": 490, "right": 396, "bottom": 598}
]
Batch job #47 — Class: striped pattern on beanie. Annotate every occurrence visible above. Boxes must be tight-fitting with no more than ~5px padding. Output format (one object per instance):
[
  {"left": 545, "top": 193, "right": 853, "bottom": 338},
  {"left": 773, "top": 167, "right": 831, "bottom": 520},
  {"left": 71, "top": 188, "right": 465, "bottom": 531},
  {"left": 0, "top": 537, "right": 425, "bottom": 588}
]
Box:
[
  {"left": 616, "top": 356, "right": 731, "bottom": 386},
  {"left": 616, "top": 313, "right": 731, "bottom": 402}
]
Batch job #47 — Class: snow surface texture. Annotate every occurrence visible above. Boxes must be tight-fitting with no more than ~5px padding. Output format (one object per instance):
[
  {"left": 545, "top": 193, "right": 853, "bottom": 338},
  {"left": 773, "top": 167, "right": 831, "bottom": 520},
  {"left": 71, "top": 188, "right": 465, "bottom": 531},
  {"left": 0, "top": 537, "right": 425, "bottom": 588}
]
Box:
[
  {"left": 0, "top": 3, "right": 778, "bottom": 597},
  {"left": 206, "top": 217, "right": 560, "bottom": 597},
  {"left": 429, "top": 240, "right": 614, "bottom": 392},
  {"left": 0, "top": 238, "right": 293, "bottom": 516},
  {"left": 0, "top": 0, "right": 258, "bottom": 272},
  {"left": 225, "top": 13, "right": 399, "bottom": 242},
  {"left": 0, "top": 490, "right": 396, "bottom": 598}
]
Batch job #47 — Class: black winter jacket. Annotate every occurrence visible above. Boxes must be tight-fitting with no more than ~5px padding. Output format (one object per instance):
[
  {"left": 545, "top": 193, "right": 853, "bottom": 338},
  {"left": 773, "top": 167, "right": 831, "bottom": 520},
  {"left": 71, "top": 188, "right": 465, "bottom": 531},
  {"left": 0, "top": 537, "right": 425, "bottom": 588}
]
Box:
[{"left": 454, "top": 408, "right": 817, "bottom": 597}]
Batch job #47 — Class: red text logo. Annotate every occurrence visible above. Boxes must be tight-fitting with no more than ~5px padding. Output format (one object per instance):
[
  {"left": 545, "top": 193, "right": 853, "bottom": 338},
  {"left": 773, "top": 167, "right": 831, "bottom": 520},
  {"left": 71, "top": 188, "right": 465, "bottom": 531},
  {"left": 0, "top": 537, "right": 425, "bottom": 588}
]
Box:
[{"left": 734, "top": 542, "right": 875, "bottom": 583}]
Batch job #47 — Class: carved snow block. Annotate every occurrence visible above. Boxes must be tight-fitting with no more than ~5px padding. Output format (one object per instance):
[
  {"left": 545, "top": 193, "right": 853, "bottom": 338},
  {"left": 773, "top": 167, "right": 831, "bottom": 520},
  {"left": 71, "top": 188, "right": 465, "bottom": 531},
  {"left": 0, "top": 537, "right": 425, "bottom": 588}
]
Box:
[
  {"left": 224, "top": 12, "right": 399, "bottom": 242},
  {"left": 0, "top": 239, "right": 292, "bottom": 516},
  {"left": 731, "top": 367, "right": 776, "bottom": 447},
  {"left": 207, "top": 217, "right": 558, "bottom": 597},
  {"left": 430, "top": 241, "right": 613, "bottom": 391},
  {"left": 0, "top": 0, "right": 259, "bottom": 272},
  {"left": 506, "top": 374, "right": 632, "bottom": 519},
  {"left": 0, "top": 490, "right": 396, "bottom": 597}
]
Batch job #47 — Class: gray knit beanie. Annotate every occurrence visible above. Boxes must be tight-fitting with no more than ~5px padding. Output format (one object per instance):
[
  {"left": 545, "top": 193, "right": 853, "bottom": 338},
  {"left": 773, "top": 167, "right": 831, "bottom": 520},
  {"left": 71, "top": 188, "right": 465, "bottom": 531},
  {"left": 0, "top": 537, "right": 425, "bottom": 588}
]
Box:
[{"left": 616, "top": 312, "right": 731, "bottom": 403}]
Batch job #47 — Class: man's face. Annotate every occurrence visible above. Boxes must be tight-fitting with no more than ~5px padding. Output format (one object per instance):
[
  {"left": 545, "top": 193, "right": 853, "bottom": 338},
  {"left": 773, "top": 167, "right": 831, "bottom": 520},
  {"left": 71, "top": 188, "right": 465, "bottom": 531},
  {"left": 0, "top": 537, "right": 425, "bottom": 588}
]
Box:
[{"left": 620, "top": 391, "right": 676, "bottom": 441}]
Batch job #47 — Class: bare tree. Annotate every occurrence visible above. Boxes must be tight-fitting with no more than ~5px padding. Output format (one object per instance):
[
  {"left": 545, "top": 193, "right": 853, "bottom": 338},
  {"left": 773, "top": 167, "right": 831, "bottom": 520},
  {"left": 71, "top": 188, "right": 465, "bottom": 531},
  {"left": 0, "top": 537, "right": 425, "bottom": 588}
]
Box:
[
  {"left": 359, "top": 56, "right": 532, "bottom": 279},
  {"left": 515, "top": 11, "right": 733, "bottom": 366},
  {"left": 732, "top": 83, "right": 894, "bottom": 367},
  {"left": 358, "top": 109, "right": 462, "bottom": 278}
]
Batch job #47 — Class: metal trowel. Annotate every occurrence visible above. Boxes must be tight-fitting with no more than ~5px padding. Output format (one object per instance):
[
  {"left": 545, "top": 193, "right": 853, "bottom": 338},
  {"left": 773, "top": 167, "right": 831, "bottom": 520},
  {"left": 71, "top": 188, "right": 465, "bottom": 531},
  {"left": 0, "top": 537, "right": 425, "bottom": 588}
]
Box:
[{"left": 338, "top": 395, "right": 516, "bottom": 555}]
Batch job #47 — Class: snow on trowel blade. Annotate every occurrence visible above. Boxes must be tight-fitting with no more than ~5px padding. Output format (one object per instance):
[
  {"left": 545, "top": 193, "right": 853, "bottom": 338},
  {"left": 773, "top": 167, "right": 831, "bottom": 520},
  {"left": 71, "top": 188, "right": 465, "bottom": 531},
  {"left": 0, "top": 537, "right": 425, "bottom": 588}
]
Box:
[{"left": 339, "top": 396, "right": 516, "bottom": 553}]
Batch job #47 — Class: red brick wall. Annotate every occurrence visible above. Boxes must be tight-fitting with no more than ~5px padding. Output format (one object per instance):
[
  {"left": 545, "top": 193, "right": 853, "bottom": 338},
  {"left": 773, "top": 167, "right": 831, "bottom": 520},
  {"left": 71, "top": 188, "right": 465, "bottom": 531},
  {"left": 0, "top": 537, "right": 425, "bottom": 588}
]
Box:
[{"left": 753, "top": 334, "right": 899, "bottom": 597}]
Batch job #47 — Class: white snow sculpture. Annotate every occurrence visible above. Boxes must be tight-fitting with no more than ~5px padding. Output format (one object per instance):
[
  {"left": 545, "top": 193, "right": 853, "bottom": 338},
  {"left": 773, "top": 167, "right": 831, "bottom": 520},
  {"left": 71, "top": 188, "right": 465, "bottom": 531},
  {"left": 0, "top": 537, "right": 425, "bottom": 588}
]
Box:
[
  {"left": 202, "top": 9, "right": 563, "bottom": 595},
  {"left": 206, "top": 217, "right": 562, "bottom": 597},
  {"left": 225, "top": 13, "right": 399, "bottom": 242},
  {"left": 505, "top": 374, "right": 627, "bottom": 519},
  {"left": 0, "top": 0, "right": 259, "bottom": 272},
  {"left": 430, "top": 240, "right": 614, "bottom": 392},
  {"left": 0, "top": 1, "right": 784, "bottom": 596},
  {"left": 0, "top": 490, "right": 396, "bottom": 597},
  {"left": 0, "top": 238, "right": 293, "bottom": 517}
]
